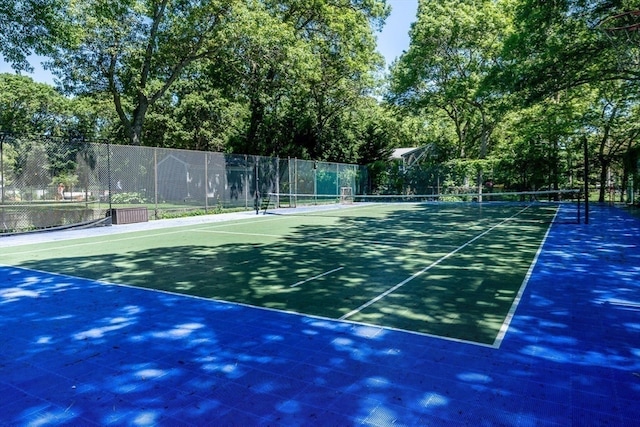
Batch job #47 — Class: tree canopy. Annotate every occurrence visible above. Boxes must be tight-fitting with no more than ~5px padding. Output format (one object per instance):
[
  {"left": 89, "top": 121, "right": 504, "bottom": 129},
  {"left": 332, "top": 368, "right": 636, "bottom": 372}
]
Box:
[
  {"left": 386, "top": 0, "right": 640, "bottom": 197},
  {"left": 0, "top": 0, "right": 69, "bottom": 71},
  {"left": 1, "top": 0, "right": 639, "bottom": 199}
]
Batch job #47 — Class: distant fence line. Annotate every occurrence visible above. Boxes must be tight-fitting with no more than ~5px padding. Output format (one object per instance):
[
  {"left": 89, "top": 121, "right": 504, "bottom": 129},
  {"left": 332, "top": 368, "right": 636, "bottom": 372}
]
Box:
[{"left": 0, "top": 134, "right": 363, "bottom": 234}]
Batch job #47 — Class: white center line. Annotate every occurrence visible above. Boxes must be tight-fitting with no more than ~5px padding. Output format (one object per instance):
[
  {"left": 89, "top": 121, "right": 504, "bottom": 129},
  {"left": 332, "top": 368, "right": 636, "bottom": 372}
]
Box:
[{"left": 290, "top": 267, "right": 344, "bottom": 288}]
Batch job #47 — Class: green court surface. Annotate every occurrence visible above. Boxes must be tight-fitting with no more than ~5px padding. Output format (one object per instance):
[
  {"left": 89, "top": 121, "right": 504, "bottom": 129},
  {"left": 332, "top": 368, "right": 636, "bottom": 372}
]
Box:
[{"left": 0, "top": 202, "right": 559, "bottom": 346}]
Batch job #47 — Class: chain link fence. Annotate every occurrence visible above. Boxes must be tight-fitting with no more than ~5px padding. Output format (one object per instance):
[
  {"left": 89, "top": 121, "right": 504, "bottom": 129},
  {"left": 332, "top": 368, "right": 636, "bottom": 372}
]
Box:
[
  {"left": 0, "top": 134, "right": 111, "bottom": 234},
  {"left": 0, "top": 133, "right": 364, "bottom": 234}
]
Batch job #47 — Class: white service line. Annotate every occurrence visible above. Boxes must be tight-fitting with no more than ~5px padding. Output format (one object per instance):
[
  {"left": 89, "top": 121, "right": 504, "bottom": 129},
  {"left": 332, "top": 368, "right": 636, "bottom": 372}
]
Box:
[
  {"left": 339, "top": 206, "right": 532, "bottom": 321},
  {"left": 290, "top": 267, "right": 344, "bottom": 288}
]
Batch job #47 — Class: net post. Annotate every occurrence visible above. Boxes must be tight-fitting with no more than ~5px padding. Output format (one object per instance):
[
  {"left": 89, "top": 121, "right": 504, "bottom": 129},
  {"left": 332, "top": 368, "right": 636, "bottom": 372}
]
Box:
[
  {"left": 577, "top": 191, "right": 581, "bottom": 224},
  {"left": 288, "top": 156, "right": 293, "bottom": 208},
  {"left": 245, "top": 154, "right": 249, "bottom": 209},
  {"left": 261, "top": 193, "right": 272, "bottom": 215},
  {"left": 583, "top": 136, "right": 590, "bottom": 224},
  {"left": 313, "top": 160, "right": 317, "bottom": 205}
]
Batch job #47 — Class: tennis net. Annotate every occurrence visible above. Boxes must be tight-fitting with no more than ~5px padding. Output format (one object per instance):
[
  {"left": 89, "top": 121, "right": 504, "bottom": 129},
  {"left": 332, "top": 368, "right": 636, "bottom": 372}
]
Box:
[{"left": 265, "top": 189, "right": 583, "bottom": 223}]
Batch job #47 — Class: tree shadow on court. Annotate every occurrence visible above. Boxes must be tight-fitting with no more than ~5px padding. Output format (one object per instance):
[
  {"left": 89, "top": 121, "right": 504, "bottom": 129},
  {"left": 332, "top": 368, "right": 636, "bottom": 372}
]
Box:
[
  {"left": 1, "top": 205, "right": 638, "bottom": 425},
  {"left": 492, "top": 205, "right": 640, "bottom": 424},
  {"left": 0, "top": 265, "right": 507, "bottom": 425},
  {"left": 14, "top": 202, "right": 554, "bottom": 345}
]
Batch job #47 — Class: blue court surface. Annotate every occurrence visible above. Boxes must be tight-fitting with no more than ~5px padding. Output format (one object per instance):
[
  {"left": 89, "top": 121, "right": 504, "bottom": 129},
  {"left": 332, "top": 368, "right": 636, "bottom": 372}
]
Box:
[{"left": 1, "top": 204, "right": 639, "bottom": 426}]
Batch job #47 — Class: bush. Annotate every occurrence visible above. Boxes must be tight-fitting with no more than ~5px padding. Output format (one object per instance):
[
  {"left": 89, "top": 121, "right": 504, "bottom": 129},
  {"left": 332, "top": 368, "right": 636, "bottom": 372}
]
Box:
[{"left": 111, "top": 192, "right": 146, "bottom": 204}]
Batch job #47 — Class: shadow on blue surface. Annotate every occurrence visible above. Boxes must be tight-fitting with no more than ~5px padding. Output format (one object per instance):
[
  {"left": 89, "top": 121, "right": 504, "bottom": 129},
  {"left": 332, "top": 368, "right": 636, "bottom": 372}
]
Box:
[{"left": 1, "top": 204, "right": 639, "bottom": 426}]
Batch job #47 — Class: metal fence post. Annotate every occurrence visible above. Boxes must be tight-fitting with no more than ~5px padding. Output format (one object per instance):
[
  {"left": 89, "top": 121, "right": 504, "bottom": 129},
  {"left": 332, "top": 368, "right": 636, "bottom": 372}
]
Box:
[
  {"left": 204, "top": 151, "right": 208, "bottom": 213},
  {"left": 154, "top": 147, "right": 158, "bottom": 219},
  {"left": 1, "top": 133, "right": 4, "bottom": 205},
  {"left": 276, "top": 157, "right": 280, "bottom": 208},
  {"left": 288, "top": 157, "right": 292, "bottom": 207},
  {"left": 245, "top": 154, "right": 248, "bottom": 209},
  {"left": 1, "top": 134, "right": 5, "bottom": 230},
  {"left": 107, "top": 140, "right": 112, "bottom": 213}
]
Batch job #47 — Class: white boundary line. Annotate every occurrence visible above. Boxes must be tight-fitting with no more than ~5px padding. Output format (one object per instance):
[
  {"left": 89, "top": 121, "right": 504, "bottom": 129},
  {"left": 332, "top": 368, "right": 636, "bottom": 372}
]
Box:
[
  {"left": 492, "top": 205, "right": 561, "bottom": 348},
  {"left": 339, "top": 206, "right": 532, "bottom": 322},
  {"left": 1, "top": 202, "right": 556, "bottom": 349},
  {"left": 0, "top": 263, "right": 496, "bottom": 348},
  {"left": 3, "top": 228, "right": 191, "bottom": 256},
  {"left": 3, "top": 215, "right": 290, "bottom": 256},
  {"left": 290, "top": 267, "right": 344, "bottom": 288}
]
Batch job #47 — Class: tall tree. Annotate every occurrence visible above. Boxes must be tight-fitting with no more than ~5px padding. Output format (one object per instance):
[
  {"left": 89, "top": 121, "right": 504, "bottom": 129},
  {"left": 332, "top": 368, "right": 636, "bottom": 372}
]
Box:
[
  {"left": 502, "top": 0, "right": 640, "bottom": 101},
  {"left": 0, "top": 73, "right": 69, "bottom": 134},
  {"left": 502, "top": 0, "right": 640, "bottom": 197},
  {"left": 142, "top": 74, "right": 248, "bottom": 152},
  {"left": 0, "top": 0, "right": 69, "bottom": 71},
  {"left": 588, "top": 82, "right": 640, "bottom": 202},
  {"left": 389, "top": 0, "right": 513, "bottom": 191},
  {"left": 298, "top": 0, "right": 388, "bottom": 160},
  {"left": 49, "top": 0, "right": 240, "bottom": 146},
  {"left": 219, "top": 1, "right": 314, "bottom": 156},
  {"left": 493, "top": 90, "right": 589, "bottom": 191},
  {"left": 223, "top": 0, "right": 389, "bottom": 160}
]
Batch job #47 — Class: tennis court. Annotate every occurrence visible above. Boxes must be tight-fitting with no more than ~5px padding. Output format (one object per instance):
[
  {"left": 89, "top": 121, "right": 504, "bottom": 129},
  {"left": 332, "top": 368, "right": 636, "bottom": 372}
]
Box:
[
  {"left": 1, "top": 201, "right": 639, "bottom": 425},
  {"left": 1, "top": 200, "right": 567, "bottom": 346}
]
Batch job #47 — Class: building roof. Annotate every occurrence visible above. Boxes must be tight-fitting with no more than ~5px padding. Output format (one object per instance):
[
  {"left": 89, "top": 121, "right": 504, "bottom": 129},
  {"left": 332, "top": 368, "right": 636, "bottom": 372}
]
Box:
[{"left": 390, "top": 147, "right": 421, "bottom": 159}]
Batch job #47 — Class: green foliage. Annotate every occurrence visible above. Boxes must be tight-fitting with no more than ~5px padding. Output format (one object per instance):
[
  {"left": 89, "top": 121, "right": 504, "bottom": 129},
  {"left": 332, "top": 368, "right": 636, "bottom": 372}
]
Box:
[
  {"left": 154, "top": 205, "right": 248, "bottom": 220},
  {"left": 380, "top": 0, "right": 640, "bottom": 198},
  {"left": 0, "top": 73, "right": 117, "bottom": 138},
  {"left": 111, "top": 192, "right": 147, "bottom": 204},
  {"left": 51, "top": 171, "right": 78, "bottom": 189},
  {"left": 36, "top": 0, "right": 392, "bottom": 164},
  {"left": 50, "top": 0, "right": 241, "bottom": 145},
  {"left": 0, "top": 0, "right": 70, "bottom": 71},
  {"left": 499, "top": 0, "right": 640, "bottom": 102},
  {"left": 0, "top": 74, "right": 69, "bottom": 134},
  {"left": 388, "top": 0, "right": 514, "bottom": 167},
  {"left": 220, "top": 0, "right": 390, "bottom": 162},
  {"left": 143, "top": 81, "right": 248, "bottom": 152},
  {"left": 497, "top": 0, "right": 640, "bottom": 199},
  {"left": 2, "top": 0, "right": 639, "bottom": 202}
]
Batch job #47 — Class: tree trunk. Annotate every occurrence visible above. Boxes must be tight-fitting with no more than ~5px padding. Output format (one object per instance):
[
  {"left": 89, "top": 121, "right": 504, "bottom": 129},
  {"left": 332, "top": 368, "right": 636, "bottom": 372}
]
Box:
[
  {"left": 246, "top": 94, "right": 264, "bottom": 154},
  {"left": 551, "top": 137, "right": 559, "bottom": 200},
  {"left": 621, "top": 167, "right": 629, "bottom": 203},
  {"left": 598, "top": 158, "right": 608, "bottom": 203},
  {"left": 129, "top": 100, "right": 149, "bottom": 146}
]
